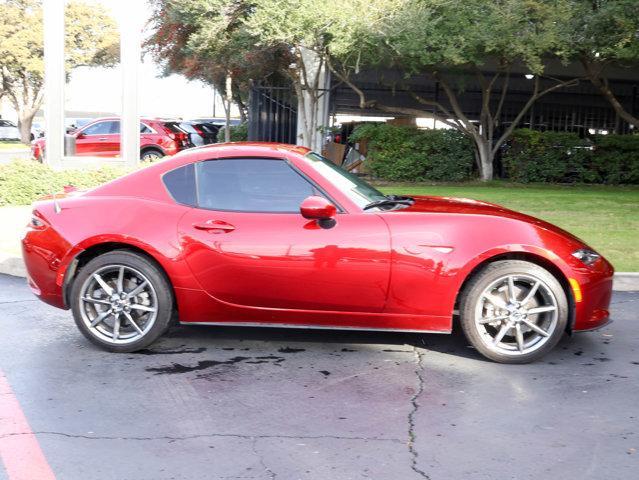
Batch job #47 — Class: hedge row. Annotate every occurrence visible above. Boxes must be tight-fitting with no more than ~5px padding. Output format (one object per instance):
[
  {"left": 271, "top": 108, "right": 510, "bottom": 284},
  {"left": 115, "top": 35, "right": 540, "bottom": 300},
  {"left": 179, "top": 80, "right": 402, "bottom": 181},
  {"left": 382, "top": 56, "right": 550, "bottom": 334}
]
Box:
[
  {"left": 350, "top": 123, "right": 475, "bottom": 181},
  {"left": 503, "top": 129, "right": 639, "bottom": 184},
  {"left": 216, "top": 123, "right": 249, "bottom": 143},
  {"left": 0, "top": 160, "right": 132, "bottom": 206},
  {"left": 351, "top": 123, "right": 639, "bottom": 184}
]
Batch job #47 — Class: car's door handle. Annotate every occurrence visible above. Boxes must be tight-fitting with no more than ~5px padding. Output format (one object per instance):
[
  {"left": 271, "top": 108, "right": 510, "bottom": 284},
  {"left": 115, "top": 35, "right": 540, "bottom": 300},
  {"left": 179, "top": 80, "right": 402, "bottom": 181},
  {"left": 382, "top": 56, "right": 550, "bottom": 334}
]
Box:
[
  {"left": 98, "top": 137, "right": 108, "bottom": 141},
  {"left": 193, "top": 220, "right": 235, "bottom": 233}
]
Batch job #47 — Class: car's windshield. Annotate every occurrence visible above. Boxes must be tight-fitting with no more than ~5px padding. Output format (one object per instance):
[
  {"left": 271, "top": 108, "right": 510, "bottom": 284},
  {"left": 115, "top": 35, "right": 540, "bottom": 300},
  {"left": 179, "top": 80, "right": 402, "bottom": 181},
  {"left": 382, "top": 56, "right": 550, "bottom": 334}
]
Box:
[{"left": 304, "top": 152, "right": 387, "bottom": 209}]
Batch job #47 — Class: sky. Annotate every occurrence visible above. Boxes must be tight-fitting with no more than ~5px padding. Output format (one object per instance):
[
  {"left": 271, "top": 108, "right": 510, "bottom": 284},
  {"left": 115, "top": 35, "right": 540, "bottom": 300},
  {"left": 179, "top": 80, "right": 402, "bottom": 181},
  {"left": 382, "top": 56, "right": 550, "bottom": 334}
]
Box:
[
  {"left": 65, "top": 63, "right": 229, "bottom": 119},
  {"left": 61, "top": 0, "right": 235, "bottom": 120}
]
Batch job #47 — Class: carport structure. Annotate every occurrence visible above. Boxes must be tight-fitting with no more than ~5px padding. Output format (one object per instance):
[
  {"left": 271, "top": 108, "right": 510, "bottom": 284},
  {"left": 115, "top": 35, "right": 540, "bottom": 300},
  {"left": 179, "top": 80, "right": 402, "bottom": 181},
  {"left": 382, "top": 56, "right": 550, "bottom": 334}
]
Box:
[{"left": 249, "top": 60, "right": 639, "bottom": 143}]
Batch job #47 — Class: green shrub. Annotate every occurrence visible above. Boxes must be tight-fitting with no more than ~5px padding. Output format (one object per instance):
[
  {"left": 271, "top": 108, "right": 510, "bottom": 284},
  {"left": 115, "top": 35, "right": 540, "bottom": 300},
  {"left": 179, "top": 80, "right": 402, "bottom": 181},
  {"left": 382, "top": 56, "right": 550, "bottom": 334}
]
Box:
[
  {"left": 590, "top": 134, "right": 639, "bottom": 184},
  {"left": 0, "top": 160, "right": 131, "bottom": 206},
  {"left": 503, "top": 129, "right": 639, "bottom": 184},
  {"left": 502, "top": 129, "right": 595, "bottom": 183},
  {"left": 350, "top": 123, "right": 474, "bottom": 181},
  {"left": 216, "top": 122, "right": 248, "bottom": 143}
]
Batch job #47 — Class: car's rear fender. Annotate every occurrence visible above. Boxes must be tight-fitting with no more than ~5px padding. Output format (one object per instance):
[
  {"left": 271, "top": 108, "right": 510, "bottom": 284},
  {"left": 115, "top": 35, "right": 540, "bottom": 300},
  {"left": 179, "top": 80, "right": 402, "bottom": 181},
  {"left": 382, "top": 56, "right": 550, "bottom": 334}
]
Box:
[
  {"left": 26, "top": 196, "right": 199, "bottom": 307},
  {"left": 59, "top": 240, "right": 177, "bottom": 309}
]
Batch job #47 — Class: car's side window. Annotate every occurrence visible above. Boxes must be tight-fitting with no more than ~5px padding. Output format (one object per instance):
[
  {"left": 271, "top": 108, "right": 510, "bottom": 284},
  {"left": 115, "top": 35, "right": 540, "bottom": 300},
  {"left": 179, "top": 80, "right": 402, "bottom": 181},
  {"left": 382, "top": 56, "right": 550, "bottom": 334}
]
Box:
[
  {"left": 163, "top": 164, "right": 196, "bottom": 206},
  {"left": 81, "top": 121, "right": 114, "bottom": 136},
  {"left": 196, "top": 159, "right": 320, "bottom": 213}
]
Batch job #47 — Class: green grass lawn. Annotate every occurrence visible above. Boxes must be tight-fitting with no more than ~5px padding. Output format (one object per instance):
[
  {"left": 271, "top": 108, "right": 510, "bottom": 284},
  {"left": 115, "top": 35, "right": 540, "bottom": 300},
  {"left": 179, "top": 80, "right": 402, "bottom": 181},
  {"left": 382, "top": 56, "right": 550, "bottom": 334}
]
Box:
[
  {"left": 378, "top": 182, "right": 639, "bottom": 272},
  {"left": 0, "top": 141, "right": 28, "bottom": 150}
]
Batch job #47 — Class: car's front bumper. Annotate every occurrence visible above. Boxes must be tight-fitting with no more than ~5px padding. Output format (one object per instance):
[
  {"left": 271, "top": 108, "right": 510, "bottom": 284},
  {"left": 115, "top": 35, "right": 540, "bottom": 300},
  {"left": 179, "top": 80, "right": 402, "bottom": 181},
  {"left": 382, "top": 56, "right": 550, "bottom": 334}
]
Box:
[{"left": 570, "top": 257, "right": 614, "bottom": 331}]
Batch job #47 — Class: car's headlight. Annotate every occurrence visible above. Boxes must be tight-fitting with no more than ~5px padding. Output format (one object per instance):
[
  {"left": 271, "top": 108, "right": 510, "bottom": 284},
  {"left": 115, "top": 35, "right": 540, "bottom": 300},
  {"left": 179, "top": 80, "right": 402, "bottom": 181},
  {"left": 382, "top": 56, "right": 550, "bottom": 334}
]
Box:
[{"left": 572, "top": 248, "right": 601, "bottom": 265}]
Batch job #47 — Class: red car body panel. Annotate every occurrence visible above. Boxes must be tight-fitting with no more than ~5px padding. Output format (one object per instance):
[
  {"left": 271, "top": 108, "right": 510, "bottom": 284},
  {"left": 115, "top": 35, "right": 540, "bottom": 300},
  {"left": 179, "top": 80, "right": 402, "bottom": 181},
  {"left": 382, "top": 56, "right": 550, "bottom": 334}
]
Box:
[{"left": 22, "top": 143, "right": 614, "bottom": 334}]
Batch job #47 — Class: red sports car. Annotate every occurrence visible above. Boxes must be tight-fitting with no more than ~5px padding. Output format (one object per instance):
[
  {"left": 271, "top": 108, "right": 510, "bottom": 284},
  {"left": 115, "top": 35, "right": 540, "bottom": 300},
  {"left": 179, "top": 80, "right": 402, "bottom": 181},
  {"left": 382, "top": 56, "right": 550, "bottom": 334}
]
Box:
[{"left": 22, "top": 143, "right": 614, "bottom": 363}]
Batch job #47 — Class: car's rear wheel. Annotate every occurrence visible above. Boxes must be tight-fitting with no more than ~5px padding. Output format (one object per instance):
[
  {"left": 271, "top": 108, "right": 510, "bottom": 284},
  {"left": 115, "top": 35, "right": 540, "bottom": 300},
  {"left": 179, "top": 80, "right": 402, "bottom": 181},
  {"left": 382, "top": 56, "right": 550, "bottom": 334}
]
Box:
[
  {"left": 70, "top": 251, "right": 173, "bottom": 352},
  {"left": 459, "top": 260, "right": 568, "bottom": 364},
  {"left": 140, "top": 148, "right": 164, "bottom": 162}
]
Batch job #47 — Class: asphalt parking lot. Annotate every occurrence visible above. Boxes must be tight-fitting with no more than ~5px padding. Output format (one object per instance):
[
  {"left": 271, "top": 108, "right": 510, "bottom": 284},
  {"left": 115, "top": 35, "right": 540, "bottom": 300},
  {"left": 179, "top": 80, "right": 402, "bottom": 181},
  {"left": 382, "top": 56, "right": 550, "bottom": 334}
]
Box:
[{"left": 0, "top": 273, "right": 637, "bottom": 480}]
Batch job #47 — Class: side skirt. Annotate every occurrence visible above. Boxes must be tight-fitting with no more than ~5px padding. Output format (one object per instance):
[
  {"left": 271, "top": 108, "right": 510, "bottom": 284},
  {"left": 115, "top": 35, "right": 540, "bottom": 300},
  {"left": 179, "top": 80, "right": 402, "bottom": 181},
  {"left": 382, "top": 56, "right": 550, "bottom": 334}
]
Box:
[{"left": 179, "top": 321, "right": 451, "bottom": 334}]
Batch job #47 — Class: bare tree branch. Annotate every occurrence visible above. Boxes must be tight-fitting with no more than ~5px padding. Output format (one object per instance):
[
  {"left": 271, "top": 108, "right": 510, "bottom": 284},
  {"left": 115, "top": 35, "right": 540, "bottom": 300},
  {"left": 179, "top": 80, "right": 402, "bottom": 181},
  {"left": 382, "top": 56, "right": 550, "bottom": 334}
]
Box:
[{"left": 582, "top": 57, "right": 639, "bottom": 129}]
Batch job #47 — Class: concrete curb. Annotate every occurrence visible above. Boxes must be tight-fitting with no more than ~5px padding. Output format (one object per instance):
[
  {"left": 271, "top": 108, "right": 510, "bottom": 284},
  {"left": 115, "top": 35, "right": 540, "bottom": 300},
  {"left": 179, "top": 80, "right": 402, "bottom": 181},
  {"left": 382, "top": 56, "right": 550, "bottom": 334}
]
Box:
[
  {"left": 0, "top": 253, "right": 27, "bottom": 278},
  {"left": 1, "top": 254, "right": 637, "bottom": 291},
  {"left": 613, "top": 272, "right": 639, "bottom": 292}
]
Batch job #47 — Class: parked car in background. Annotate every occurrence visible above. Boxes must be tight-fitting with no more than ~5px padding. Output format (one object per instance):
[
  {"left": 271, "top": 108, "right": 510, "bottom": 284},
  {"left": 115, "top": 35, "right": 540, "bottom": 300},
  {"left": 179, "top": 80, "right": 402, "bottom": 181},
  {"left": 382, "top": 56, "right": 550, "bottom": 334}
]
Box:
[
  {"left": 0, "top": 119, "right": 21, "bottom": 141},
  {"left": 191, "top": 117, "right": 241, "bottom": 127},
  {"left": 178, "top": 121, "right": 219, "bottom": 146},
  {"left": 191, "top": 121, "right": 220, "bottom": 144},
  {"left": 31, "top": 121, "right": 45, "bottom": 140},
  {"left": 31, "top": 117, "right": 191, "bottom": 162},
  {"left": 65, "top": 118, "right": 93, "bottom": 134},
  {"left": 174, "top": 121, "right": 206, "bottom": 147},
  {"left": 23, "top": 143, "right": 613, "bottom": 363}
]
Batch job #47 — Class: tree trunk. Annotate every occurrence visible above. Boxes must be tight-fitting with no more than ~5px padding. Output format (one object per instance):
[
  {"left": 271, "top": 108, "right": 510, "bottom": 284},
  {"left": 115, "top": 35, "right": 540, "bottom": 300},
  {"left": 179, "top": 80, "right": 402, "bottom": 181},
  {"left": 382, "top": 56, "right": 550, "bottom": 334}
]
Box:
[
  {"left": 17, "top": 110, "right": 36, "bottom": 144},
  {"left": 224, "top": 73, "right": 232, "bottom": 142},
  {"left": 475, "top": 139, "right": 494, "bottom": 181},
  {"left": 231, "top": 88, "right": 248, "bottom": 123}
]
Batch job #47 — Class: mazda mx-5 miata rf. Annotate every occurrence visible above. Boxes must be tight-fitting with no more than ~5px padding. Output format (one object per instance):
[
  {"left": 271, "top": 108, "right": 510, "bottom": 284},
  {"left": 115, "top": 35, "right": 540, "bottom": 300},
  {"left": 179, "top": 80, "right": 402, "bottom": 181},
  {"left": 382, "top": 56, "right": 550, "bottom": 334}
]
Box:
[{"left": 22, "top": 143, "right": 614, "bottom": 363}]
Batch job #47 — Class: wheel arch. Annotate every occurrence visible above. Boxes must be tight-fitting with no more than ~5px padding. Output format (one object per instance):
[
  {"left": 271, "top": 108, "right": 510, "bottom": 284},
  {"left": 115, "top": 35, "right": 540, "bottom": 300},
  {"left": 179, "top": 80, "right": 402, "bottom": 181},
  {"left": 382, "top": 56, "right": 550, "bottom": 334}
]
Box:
[
  {"left": 140, "top": 145, "right": 165, "bottom": 157},
  {"left": 453, "top": 251, "right": 576, "bottom": 333},
  {"left": 62, "top": 241, "right": 176, "bottom": 310}
]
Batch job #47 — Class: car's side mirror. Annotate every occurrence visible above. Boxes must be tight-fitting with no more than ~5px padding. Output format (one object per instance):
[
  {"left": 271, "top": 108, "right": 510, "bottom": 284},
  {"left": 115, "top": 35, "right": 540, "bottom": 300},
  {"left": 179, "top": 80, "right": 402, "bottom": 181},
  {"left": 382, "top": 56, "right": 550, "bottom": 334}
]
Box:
[
  {"left": 300, "top": 196, "right": 336, "bottom": 228},
  {"left": 75, "top": 132, "right": 85, "bottom": 139}
]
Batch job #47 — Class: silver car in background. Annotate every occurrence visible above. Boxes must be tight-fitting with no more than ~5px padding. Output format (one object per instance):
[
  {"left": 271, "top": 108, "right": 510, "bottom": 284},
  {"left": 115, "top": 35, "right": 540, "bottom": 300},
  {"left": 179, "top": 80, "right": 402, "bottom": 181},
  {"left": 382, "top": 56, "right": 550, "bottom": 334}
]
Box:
[{"left": 0, "top": 119, "right": 20, "bottom": 141}]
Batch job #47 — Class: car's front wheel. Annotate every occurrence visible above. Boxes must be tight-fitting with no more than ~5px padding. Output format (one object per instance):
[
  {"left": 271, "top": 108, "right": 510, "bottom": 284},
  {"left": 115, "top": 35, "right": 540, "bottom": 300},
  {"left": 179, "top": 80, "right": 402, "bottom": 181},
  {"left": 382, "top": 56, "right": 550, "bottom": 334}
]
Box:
[
  {"left": 459, "top": 260, "right": 568, "bottom": 364},
  {"left": 70, "top": 250, "right": 174, "bottom": 352}
]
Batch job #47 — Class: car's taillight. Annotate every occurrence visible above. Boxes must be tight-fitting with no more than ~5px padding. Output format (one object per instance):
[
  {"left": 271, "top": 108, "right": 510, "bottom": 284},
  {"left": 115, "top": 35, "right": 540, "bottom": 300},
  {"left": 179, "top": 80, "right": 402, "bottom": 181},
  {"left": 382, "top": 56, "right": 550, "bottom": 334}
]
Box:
[{"left": 175, "top": 132, "right": 189, "bottom": 145}]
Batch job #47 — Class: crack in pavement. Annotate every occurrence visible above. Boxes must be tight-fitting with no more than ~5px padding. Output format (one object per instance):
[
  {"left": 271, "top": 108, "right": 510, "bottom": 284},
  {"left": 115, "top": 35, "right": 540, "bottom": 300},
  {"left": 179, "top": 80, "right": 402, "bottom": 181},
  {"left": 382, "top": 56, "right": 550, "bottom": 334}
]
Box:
[
  {"left": 0, "top": 431, "right": 403, "bottom": 444},
  {"left": 252, "top": 437, "right": 277, "bottom": 480},
  {"left": 408, "top": 346, "right": 431, "bottom": 480},
  {"left": 0, "top": 299, "right": 39, "bottom": 305}
]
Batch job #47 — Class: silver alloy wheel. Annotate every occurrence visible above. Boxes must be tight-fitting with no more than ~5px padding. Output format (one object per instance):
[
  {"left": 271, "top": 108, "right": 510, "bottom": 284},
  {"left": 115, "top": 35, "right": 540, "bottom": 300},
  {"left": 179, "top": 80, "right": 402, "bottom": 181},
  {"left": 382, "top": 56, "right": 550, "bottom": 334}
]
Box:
[
  {"left": 78, "top": 265, "right": 158, "bottom": 345},
  {"left": 142, "top": 151, "right": 162, "bottom": 161},
  {"left": 474, "top": 274, "right": 559, "bottom": 357}
]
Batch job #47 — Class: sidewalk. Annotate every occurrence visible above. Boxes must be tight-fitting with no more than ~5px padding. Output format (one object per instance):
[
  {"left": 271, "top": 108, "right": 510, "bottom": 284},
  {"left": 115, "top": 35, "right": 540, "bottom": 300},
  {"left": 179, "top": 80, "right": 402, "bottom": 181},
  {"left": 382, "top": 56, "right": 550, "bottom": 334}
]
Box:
[
  {"left": 0, "top": 148, "right": 30, "bottom": 164},
  {"left": 1, "top": 206, "right": 637, "bottom": 290},
  {"left": 0, "top": 206, "right": 29, "bottom": 276}
]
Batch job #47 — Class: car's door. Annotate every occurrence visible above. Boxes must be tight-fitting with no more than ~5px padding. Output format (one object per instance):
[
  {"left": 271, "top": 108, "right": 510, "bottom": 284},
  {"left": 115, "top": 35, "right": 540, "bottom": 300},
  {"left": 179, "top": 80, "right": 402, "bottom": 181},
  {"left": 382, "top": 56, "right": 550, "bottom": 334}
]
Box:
[
  {"left": 173, "top": 158, "right": 391, "bottom": 313},
  {"left": 75, "top": 120, "right": 119, "bottom": 156},
  {"left": 139, "top": 122, "right": 157, "bottom": 150}
]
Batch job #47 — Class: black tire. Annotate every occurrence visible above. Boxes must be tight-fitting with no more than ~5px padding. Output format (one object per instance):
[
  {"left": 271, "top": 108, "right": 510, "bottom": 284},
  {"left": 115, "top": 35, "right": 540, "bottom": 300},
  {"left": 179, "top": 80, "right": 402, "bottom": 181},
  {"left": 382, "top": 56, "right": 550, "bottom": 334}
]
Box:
[
  {"left": 459, "top": 260, "right": 568, "bottom": 364},
  {"left": 140, "top": 148, "right": 164, "bottom": 162},
  {"left": 70, "top": 250, "right": 174, "bottom": 352}
]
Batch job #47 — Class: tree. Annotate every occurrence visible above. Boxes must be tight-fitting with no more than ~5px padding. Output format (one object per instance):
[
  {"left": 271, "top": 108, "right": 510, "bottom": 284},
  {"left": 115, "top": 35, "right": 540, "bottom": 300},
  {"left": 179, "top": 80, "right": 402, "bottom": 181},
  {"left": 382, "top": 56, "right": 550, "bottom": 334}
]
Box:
[
  {"left": 329, "top": 0, "right": 579, "bottom": 180},
  {"left": 0, "top": 0, "right": 118, "bottom": 144},
  {"left": 245, "top": 0, "right": 400, "bottom": 149},
  {"left": 562, "top": 0, "right": 639, "bottom": 130},
  {"left": 146, "top": 0, "right": 394, "bottom": 148},
  {"left": 243, "top": 0, "right": 335, "bottom": 148},
  {"left": 146, "top": 0, "right": 291, "bottom": 137}
]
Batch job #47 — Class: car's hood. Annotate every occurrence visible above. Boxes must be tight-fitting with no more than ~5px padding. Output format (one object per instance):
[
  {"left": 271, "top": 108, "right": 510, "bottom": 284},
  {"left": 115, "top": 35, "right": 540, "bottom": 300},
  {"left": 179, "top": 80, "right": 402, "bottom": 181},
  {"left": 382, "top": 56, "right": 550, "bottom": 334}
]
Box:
[{"left": 395, "top": 195, "right": 587, "bottom": 246}]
